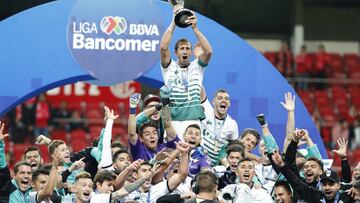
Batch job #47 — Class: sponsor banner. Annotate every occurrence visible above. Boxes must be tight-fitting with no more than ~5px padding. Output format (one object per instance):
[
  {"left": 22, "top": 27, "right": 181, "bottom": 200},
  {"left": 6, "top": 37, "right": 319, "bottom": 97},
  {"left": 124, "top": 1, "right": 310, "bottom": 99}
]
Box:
[
  {"left": 46, "top": 81, "right": 140, "bottom": 106},
  {"left": 67, "top": 0, "right": 164, "bottom": 85}
]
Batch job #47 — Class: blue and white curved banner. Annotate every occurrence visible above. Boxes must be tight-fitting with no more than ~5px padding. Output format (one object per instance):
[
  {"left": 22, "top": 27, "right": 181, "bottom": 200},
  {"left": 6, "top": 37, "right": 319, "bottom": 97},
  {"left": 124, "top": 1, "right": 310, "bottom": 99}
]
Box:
[{"left": 0, "top": 0, "right": 327, "bottom": 157}]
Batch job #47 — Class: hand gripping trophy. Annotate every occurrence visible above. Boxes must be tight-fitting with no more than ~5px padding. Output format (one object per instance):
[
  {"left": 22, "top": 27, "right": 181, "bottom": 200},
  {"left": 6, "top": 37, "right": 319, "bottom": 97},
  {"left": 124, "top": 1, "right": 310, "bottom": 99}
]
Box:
[{"left": 169, "top": 0, "right": 194, "bottom": 28}]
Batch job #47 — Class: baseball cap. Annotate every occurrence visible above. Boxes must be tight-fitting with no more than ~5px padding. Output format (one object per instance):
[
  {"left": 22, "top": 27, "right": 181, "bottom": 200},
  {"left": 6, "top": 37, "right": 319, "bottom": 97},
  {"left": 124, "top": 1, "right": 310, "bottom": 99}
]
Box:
[
  {"left": 320, "top": 169, "right": 339, "bottom": 183},
  {"left": 143, "top": 94, "right": 160, "bottom": 107}
]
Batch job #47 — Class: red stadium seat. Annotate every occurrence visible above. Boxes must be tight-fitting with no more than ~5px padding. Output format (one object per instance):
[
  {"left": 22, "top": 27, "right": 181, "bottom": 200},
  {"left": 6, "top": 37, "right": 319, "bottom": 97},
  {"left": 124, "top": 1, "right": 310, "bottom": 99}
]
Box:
[
  {"left": 89, "top": 125, "right": 103, "bottom": 141},
  {"left": 12, "top": 144, "right": 28, "bottom": 163},
  {"left": 70, "top": 139, "right": 88, "bottom": 152},
  {"left": 343, "top": 53, "right": 360, "bottom": 67},
  {"left": 70, "top": 129, "right": 87, "bottom": 142},
  {"left": 50, "top": 129, "right": 68, "bottom": 141},
  {"left": 319, "top": 107, "right": 336, "bottom": 122},
  {"left": 38, "top": 145, "right": 51, "bottom": 163},
  {"left": 263, "top": 51, "right": 277, "bottom": 65}
]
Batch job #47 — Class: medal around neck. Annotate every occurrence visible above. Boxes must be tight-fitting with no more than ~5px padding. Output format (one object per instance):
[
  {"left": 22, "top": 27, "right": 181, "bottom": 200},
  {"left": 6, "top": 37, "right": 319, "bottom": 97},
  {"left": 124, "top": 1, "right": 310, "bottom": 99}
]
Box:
[{"left": 169, "top": 0, "right": 193, "bottom": 28}]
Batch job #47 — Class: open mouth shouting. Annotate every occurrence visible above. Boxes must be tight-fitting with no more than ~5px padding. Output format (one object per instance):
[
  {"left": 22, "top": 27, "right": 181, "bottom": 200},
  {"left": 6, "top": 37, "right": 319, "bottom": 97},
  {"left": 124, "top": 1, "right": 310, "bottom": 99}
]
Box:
[
  {"left": 82, "top": 191, "right": 91, "bottom": 200},
  {"left": 305, "top": 171, "right": 314, "bottom": 182},
  {"left": 188, "top": 140, "right": 197, "bottom": 147},
  {"left": 30, "top": 162, "right": 38, "bottom": 168},
  {"left": 230, "top": 164, "right": 237, "bottom": 172},
  {"left": 20, "top": 178, "right": 30, "bottom": 189},
  {"left": 242, "top": 173, "right": 251, "bottom": 181},
  {"left": 219, "top": 103, "right": 227, "bottom": 112}
]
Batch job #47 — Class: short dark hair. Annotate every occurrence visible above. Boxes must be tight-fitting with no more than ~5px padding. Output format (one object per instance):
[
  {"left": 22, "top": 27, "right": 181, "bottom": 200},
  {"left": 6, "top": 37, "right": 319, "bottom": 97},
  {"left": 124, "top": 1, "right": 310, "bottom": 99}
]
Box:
[
  {"left": 305, "top": 157, "right": 324, "bottom": 171},
  {"left": 240, "top": 128, "right": 260, "bottom": 146},
  {"left": 139, "top": 122, "right": 158, "bottom": 137},
  {"left": 237, "top": 157, "right": 254, "bottom": 168},
  {"left": 24, "top": 146, "right": 42, "bottom": 159},
  {"left": 214, "top": 89, "right": 228, "bottom": 98},
  {"left": 48, "top": 140, "right": 65, "bottom": 155},
  {"left": 14, "top": 162, "right": 32, "bottom": 174},
  {"left": 195, "top": 171, "right": 218, "bottom": 193},
  {"left": 184, "top": 124, "right": 201, "bottom": 134},
  {"left": 111, "top": 141, "right": 125, "bottom": 150},
  {"left": 94, "top": 170, "right": 116, "bottom": 186},
  {"left": 136, "top": 161, "right": 153, "bottom": 172},
  {"left": 274, "top": 181, "right": 295, "bottom": 201},
  {"left": 32, "top": 168, "right": 49, "bottom": 181},
  {"left": 112, "top": 149, "right": 130, "bottom": 162},
  {"left": 226, "top": 144, "right": 245, "bottom": 159},
  {"left": 175, "top": 38, "right": 191, "bottom": 51},
  {"left": 274, "top": 180, "right": 292, "bottom": 193}
]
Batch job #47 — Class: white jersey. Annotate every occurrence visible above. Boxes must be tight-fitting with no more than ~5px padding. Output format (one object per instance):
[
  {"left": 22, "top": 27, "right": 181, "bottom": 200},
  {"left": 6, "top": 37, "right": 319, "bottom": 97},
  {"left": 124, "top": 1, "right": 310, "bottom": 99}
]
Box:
[
  {"left": 171, "top": 176, "right": 192, "bottom": 195},
  {"left": 161, "top": 59, "right": 205, "bottom": 121},
  {"left": 29, "top": 191, "right": 52, "bottom": 203},
  {"left": 220, "top": 183, "right": 273, "bottom": 203},
  {"left": 89, "top": 193, "right": 111, "bottom": 203},
  {"left": 124, "top": 180, "right": 170, "bottom": 203},
  {"left": 200, "top": 99, "right": 239, "bottom": 165},
  {"left": 255, "top": 163, "right": 277, "bottom": 194}
]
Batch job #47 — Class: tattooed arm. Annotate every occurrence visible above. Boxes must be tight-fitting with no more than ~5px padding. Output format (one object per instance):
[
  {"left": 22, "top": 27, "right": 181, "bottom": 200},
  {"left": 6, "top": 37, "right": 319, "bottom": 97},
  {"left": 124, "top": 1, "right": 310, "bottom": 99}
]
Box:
[
  {"left": 162, "top": 105, "right": 177, "bottom": 141},
  {"left": 111, "top": 178, "right": 148, "bottom": 202}
]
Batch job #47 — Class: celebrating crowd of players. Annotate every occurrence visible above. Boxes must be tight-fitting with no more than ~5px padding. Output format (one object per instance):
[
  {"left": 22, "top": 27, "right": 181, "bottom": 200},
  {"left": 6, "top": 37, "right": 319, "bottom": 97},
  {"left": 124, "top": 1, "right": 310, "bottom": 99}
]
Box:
[{"left": 1, "top": 7, "right": 360, "bottom": 203}]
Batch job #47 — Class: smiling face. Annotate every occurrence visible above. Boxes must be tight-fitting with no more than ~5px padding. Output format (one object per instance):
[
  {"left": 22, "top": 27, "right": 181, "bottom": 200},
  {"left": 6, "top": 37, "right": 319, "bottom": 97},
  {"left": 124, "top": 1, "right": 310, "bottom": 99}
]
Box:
[
  {"left": 32, "top": 174, "right": 48, "bottom": 191},
  {"left": 136, "top": 164, "right": 153, "bottom": 191},
  {"left": 303, "top": 160, "right": 322, "bottom": 184},
  {"left": 57, "top": 144, "right": 71, "bottom": 163},
  {"left": 240, "top": 133, "right": 258, "bottom": 152},
  {"left": 140, "top": 126, "right": 159, "bottom": 151},
  {"left": 113, "top": 152, "right": 131, "bottom": 172},
  {"left": 236, "top": 160, "right": 255, "bottom": 186},
  {"left": 96, "top": 180, "right": 114, "bottom": 194},
  {"left": 213, "top": 91, "right": 230, "bottom": 118},
  {"left": 227, "top": 151, "right": 243, "bottom": 172},
  {"left": 175, "top": 41, "right": 192, "bottom": 68},
  {"left": 274, "top": 185, "right": 293, "bottom": 203},
  {"left": 14, "top": 165, "right": 32, "bottom": 192},
  {"left": 321, "top": 180, "right": 340, "bottom": 200},
  {"left": 24, "top": 150, "right": 43, "bottom": 171},
  {"left": 184, "top": 126, "right": 201, "bottom": 148},
  {"left": 353, "top": 163, "right": 360, "bottom": 181},
  {"left": 75, "top": 178, "right": 93, "bottom": 202}
]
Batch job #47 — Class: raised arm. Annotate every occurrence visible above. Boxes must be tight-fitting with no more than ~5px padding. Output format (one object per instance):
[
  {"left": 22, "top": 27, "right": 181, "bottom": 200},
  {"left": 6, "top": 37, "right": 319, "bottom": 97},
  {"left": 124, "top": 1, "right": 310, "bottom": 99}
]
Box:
[
  {"left": 37, "top": 150, "right": 61, "bottom": 202},
  {"left": 113, "top": 159, "right": 143, "bottom": 190},
  {"left": 168, "top": 142, "right": 189, "bottom": 191},
  {"left": 186, "top": 13, "right": 212, "bottom": 65},
  {"left": 333, "top": 138, "right": 351, "bottom": 182},
  {"left": 151, "top": 149, "right": 180, "bottom": 184},
  {"left": 280, "top": 92, "right": 295, "bottom": 152},
  {"left": 135, "top": 104, "right": 162, "bottom": 126},
  {"left": 99, "top": 106, "right": 119, "bottom": 169},
  {"left": 128, "top": 93, "right": 141, "bottom": 145},
  {"left": 0, "top": 122, "right": 9, "bottom": 169},
  {"left": 160, "top": 86, "right": 177, "bottom": 141},
  {"left": 160, "top": 12, "right": 176, "bottom": 68},
  {"left": 112, "top": 162, "right": 159, "bottom": 202}
]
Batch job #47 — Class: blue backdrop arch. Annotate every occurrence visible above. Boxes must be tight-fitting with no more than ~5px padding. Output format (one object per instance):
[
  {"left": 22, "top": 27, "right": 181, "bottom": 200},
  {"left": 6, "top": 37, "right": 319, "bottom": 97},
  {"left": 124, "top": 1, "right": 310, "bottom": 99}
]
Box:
[{"left": 0, "top": 0, "right": 327, "bottom": 157}]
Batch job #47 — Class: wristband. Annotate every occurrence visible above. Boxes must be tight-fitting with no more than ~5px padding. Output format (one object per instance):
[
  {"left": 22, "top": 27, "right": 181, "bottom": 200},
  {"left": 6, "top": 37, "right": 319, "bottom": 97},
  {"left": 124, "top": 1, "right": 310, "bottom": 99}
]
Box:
[{"left": 129, "top": 108, "right": 136, "bottom": 114}]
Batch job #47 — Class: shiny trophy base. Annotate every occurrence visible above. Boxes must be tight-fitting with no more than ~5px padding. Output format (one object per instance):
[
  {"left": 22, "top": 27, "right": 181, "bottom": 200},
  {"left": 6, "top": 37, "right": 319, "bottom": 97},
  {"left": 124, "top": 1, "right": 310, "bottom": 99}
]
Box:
[{"left": 174, "top": 8, "right": 193, "bottom": 28}]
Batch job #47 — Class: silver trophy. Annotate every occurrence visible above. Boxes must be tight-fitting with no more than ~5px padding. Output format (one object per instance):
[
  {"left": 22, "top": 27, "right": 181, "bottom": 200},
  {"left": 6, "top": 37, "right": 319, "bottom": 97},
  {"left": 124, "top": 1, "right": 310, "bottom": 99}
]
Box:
[{"left": 169, "top": 0, "right": 194, "bottom": 28}]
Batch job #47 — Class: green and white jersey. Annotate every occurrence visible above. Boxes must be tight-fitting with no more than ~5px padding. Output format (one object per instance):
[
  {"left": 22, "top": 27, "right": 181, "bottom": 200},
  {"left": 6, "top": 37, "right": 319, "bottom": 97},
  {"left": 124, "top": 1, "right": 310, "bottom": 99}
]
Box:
[
  {"left": 161, "top": 59, "right": 205, "bottom": 121},
  {"left": 200, "top": 99, "right": 239, "bottom": 166}
]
